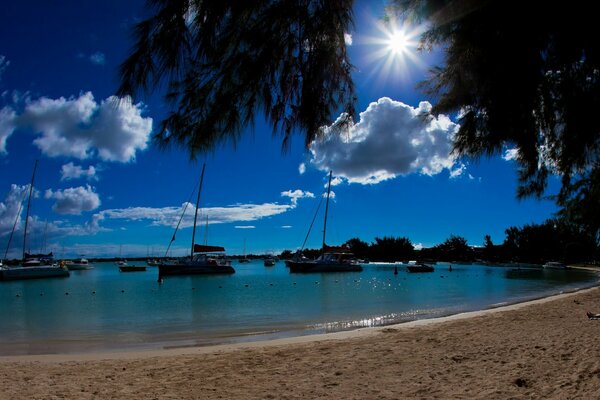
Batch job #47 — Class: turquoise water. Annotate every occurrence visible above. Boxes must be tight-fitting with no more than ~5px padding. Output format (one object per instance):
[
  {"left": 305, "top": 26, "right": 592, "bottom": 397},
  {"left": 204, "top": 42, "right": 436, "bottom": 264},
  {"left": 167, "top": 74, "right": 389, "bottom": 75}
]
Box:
[{"left": 0, "top": 261, "right": 598, "bottom": 355}]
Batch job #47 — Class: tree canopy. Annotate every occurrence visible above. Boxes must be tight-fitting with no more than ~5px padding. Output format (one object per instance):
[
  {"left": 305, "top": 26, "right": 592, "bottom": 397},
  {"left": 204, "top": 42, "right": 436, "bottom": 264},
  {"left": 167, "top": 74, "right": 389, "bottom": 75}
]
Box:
[
  {"left": 117, "top": 0, "right": 355, "bottom": 155},
  {"left": 394, "top": 0, "right": 600, "bottom": 241}
]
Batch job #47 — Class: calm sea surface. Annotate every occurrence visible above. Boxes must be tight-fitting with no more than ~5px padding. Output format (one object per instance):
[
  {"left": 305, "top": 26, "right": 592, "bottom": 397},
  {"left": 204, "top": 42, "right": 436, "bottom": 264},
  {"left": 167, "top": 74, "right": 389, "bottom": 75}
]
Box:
[{"left": 1, "top": 261, "right": 598, "bottom": 355}]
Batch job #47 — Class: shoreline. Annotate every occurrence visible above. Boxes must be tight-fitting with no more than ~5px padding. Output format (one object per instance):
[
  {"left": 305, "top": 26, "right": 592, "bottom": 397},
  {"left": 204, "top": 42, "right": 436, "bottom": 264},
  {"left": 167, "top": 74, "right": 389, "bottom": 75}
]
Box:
[
  {"left": 3, "top": 284, "right": 600, "bottom": 398},
  {"left": 2, "top": 284, "right": 597, "bottom": 363}
]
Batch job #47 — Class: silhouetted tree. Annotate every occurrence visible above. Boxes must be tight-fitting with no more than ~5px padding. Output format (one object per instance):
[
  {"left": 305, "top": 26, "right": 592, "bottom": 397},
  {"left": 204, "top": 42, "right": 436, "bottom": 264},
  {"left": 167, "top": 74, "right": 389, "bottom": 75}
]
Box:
[
  {"left": 501, "top": 220, "right": 596, "bottom": 263},
  {"left": 434, "top": 234, "right": 472, "bottom": 261},
  {"left": 279, "top": 250, "right": 293, "bottom": 259},
  {"left": 395, "top": 0, "right": 600, "bottom": 241},
  {"left": 344, "top": 237, "right": 370, "bottom": 259},
  {"left": 118, "top": 0, "right": 355, "bottom": 156},
  {"left": 370, "top": 236, "right": 414, "bottom": 261}
]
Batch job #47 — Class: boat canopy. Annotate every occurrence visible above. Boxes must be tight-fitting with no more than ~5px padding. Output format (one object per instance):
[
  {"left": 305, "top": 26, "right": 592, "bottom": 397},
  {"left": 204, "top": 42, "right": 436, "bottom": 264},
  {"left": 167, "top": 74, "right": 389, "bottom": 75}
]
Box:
[{"left": 193, "top": 244, "right": 225, "bottom": 253}]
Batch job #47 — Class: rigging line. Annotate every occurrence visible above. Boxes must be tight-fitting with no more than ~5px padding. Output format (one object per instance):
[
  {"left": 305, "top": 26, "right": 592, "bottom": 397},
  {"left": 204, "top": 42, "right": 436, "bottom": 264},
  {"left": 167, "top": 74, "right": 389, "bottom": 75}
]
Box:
[
  {"left": 300, "top": 195, "right": 324, "bottom": 251},
  {"left": 3, "top": 190, "right": 28, "bottom": 261},
  {"left": 164, "top": 171, "right": 203, "bottom": 258}
]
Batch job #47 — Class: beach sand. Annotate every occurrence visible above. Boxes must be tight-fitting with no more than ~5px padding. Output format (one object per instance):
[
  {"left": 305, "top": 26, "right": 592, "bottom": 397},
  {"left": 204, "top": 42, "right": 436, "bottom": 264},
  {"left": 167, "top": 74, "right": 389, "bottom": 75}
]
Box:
[{"left": 2, "top": 286, "right": 600, "bottom": 399}]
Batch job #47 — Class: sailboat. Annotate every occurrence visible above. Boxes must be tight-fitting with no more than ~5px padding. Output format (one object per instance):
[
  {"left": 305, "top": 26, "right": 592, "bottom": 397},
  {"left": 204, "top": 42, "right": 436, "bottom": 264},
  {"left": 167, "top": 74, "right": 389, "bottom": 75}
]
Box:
[
  {"left": 239, "top": 238, "right": 250, "bottom": 263},
  {"left": 158, "top": 163, "right": 235, "bottom": 277},
  {"left": 287, "top": 171, "right": 363, "bottom": 273},
  {"left": 0, "top": 160, "right": 70, "bottom": 281}
]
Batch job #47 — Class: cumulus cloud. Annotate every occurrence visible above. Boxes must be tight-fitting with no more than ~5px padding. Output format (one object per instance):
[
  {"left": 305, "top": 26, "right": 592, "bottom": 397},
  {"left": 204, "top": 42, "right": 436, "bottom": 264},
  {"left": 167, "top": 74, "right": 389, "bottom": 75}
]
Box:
[
  {"left": 60, "top": 162, "right": 98, "bottom": 181},
  {"left": 0, "top": 92, "right": 152, "bottom": 162},
  {"left": 89, "top": 52, "right": 106, "bottom": 65},
  {"left": 344, "top": 33, "right": 353, "bottom": 46},
  {"left": 45, "top": 185, "right": 101, "bottom": 215},
  {"left": 502, "top": 148, "right": 519, "bottom": 161},
  {"left": 309, "top": 97, "right": 461, "bottom": 184}
]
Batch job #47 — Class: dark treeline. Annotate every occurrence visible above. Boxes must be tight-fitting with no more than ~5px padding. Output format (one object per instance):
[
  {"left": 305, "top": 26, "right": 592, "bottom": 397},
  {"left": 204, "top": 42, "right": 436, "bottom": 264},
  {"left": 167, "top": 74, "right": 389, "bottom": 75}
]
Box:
[{"left": 280, "top": 219, "right": 598, "bottom": 265}]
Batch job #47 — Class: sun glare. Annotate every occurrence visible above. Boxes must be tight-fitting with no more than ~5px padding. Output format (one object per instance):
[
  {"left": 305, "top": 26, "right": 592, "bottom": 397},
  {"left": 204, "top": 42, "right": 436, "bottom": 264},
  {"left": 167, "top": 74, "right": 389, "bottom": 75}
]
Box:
[
  {"left": 361, "top": 18, "right": 424, "bottom": 84},
  {"left": 388, "top": 30, "right": 409, "bottom": 55}
]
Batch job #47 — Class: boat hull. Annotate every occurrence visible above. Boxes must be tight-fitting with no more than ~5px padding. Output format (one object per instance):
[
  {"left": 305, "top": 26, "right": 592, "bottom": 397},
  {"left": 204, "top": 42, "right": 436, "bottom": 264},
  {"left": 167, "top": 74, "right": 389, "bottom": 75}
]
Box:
[
  {"left": 287, "top": 261, "right": 363, "bottom": 273},
  {"left": 119, "top": 265, "right": 147, "bottom": 272},
  {"left": 158, "top": 263, "right": 235, "bottom": 276},
  {"left": 407, "top": 265, "right": 434, "bottom": 273},
  {"left": 0, "top": 266, "right": 70, "bottom": 280},
  {"left": 66, "top": 264, "right": 93, "bottom": 271}
]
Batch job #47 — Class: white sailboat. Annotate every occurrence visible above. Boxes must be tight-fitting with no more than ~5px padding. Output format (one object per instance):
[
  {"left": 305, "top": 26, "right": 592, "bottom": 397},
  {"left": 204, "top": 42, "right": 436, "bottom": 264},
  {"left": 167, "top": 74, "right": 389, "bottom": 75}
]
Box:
[{"left": 0, "top": 160, "right": 70, "bottom": 281}]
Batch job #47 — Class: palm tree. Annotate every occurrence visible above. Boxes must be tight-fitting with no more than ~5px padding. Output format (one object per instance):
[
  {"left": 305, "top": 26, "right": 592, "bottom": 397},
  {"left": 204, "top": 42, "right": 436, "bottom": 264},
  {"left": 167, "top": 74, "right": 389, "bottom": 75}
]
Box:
[{"left": 117, "top": 0, "right": 356, "bottom": 157}]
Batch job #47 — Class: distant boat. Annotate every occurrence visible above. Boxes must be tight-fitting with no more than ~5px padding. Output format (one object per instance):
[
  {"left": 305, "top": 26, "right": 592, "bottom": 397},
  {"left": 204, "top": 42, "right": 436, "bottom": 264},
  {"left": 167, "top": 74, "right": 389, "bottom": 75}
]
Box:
[
  {"left": 158, "top": 164, "right": 235, "bottom": 278},
  {"left": 0, "top": 161, "right": 69, "bottom": 281},
  {"left": 65, "top": 256, "right": 93, "bottom": 270},
  {"left": 288, "top": 171, "right": 363, "bottom": 273},
  {"left": 239, "top": 239, "right": 251, "bottom": 263},
  {"left": 146, "top": 259, "right": 160, "bottom": 266},
  {"left": 264, "top": 255, "right": 276, "bottom": 267},
  {"left": 406, "top": 261, "right": 435, "bottom": 273},
  {"left": 543, "top": 261, "right": 568, "bottom": 269}
]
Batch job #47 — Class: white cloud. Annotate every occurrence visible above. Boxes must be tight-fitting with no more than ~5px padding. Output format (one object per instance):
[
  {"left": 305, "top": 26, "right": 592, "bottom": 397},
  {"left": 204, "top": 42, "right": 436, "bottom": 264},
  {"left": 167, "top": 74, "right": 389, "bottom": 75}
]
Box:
[
  {"left": 414, "top": 243, "right": 424, "bottom": 250},
  {"left": 0, "top": 55, "right": 9, "bottom": 81},
  {"left": 45, "top": 185, "right": 101, "bottom": 215},
  {"left": 234, "top": 225, "right": 255, "bottom": 229},
  {"left": 281, "top": 225, "right": 292, "bottom": 229},
  {"left": 503, "top": 148, "right": 519, "bottom": 161},
  {"left": 0, "top": 107, "right": 16, "bottom": 153},
  {"left": 298, "top": 163, "right": 306, "bottom": 174},
  {"left": 87, "top": 189, "right": 315, "bottom": 231},
  {"left": 344, "top": 33, "right": 353, "bottom": 46},
  {"left": 60, "top": 162, "right": 98, "bottom": 181},
  {"left": 281, "top": 189, "right": 315, "bottom": 206},
  {"left": 0, "top": 184, "right": 28, "bottom": 237},
  {"left": 89, "top": 52, "right": 106, "bottom": 65},
  {"left": 309, "top": 97, "right": 460, "bottom": 184},
  {"left": 0, "top": 92, "right": 152, "bottom": 162}
]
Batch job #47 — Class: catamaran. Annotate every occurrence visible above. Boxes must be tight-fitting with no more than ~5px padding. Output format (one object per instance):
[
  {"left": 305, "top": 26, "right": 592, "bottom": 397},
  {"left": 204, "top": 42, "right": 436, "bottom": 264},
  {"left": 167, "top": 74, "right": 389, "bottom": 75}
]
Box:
[
  {"left": 287, "top": 171, "right": 363, "bottom": 273},
  {"left": 0, "top": 161, "right": 69, "bottom": 281},
  {"left": 158, "top": 163, "right": 235, "bottom": 277}
]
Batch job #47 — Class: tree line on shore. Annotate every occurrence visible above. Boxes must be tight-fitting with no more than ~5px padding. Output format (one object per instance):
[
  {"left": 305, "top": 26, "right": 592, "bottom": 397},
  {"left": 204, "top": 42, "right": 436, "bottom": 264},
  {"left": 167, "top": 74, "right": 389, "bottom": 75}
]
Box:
[{"left": 280, "top": 219, "right": 598, "bottom": 265}]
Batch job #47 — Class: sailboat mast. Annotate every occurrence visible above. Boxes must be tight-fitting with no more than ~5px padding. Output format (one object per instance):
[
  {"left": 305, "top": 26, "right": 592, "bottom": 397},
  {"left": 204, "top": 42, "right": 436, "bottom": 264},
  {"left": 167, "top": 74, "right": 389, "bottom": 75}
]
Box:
[
  {"left": 321, "top": 170, "right": 333, "bottom": 250},
  {"left": 191, "top": 163, "right": 206, "bottom": 258},
  {"left": 22, "top": 159, "right": 38, "bottom": 261}
]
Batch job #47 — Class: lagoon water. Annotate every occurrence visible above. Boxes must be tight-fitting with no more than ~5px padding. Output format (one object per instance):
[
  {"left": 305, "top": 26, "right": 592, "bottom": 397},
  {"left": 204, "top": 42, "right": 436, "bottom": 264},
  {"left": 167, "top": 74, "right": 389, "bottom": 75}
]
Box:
[{"left": 0, "top": 261, "right": 598, "bottom": 355}]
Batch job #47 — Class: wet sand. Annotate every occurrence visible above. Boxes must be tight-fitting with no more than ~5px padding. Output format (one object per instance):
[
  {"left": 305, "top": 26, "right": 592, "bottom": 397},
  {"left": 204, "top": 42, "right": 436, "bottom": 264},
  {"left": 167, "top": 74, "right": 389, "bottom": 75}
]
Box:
[{"left": 2, "top": 286, "right": 600, "bottom": 399}]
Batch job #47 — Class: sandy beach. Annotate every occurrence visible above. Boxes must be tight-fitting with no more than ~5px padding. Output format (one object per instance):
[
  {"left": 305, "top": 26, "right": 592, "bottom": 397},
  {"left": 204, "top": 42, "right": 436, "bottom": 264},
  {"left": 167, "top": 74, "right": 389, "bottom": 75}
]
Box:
[{"left": 2, "top": 286, "right": 600, "bottom": 399}]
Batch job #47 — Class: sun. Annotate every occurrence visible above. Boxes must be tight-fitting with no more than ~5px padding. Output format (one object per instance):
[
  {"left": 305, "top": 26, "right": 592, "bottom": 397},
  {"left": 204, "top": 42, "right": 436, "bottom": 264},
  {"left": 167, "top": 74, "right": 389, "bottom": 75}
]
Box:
[
  {"left": 361, "top": 18, "right": 423, "bottom": 84},
  {"left": 387, "top": 29, "right": 409, "bottom": 55}
]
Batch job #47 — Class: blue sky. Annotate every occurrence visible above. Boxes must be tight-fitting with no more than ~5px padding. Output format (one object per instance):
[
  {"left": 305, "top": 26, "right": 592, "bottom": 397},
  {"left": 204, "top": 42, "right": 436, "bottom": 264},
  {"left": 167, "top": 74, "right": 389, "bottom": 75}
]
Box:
[{"left": 0, "top": 1, "right": 559, "bottom": 259}]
